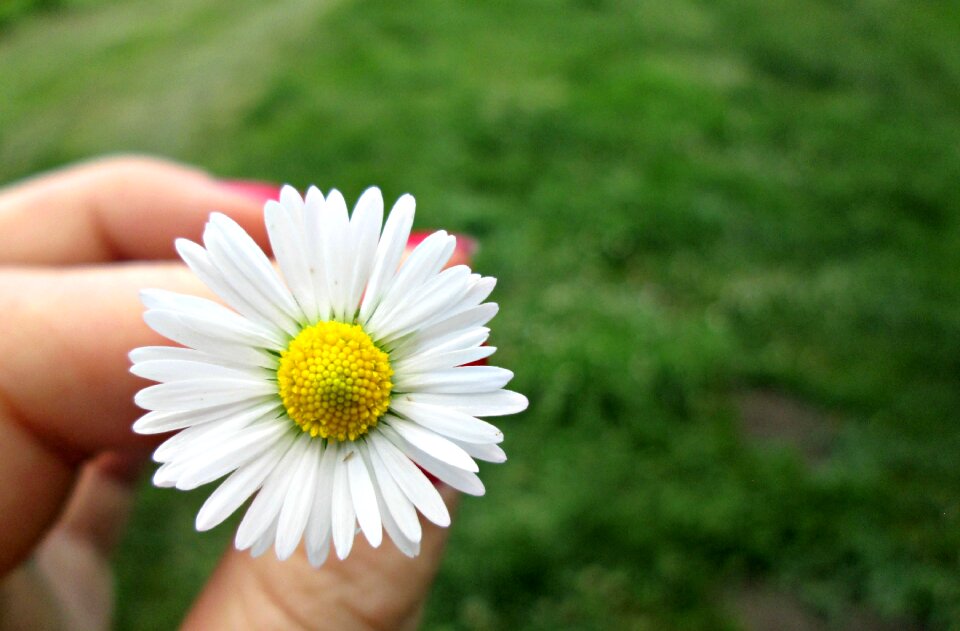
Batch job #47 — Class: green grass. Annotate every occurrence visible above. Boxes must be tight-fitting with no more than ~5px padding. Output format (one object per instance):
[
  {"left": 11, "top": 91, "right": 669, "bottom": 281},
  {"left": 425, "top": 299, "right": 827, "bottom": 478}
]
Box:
[{"left": 2, "top": 0, "right": 960, "bottom": 628}]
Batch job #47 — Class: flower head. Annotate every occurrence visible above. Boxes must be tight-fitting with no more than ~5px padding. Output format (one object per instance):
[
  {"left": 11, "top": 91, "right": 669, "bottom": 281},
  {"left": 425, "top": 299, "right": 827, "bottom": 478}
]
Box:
[{"left": 130, "top": 185, "right": 526, "bottom": 565}]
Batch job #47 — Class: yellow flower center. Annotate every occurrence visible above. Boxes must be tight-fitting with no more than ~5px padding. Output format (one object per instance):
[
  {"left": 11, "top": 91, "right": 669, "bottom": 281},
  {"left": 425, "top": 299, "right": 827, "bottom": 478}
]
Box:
[{"left": 277, "top": 321, "right": 393, "bottom": 442}]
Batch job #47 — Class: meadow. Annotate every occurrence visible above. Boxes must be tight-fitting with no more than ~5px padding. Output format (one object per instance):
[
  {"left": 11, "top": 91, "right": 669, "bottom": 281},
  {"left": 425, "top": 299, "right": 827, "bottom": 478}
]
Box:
[{"left": 1, "top": 0, "right": 959, "bottom": 628}]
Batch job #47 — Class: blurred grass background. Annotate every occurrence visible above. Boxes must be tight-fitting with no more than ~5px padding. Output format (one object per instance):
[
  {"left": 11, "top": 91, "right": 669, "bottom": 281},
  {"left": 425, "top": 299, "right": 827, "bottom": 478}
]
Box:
[{"left": 2, "top": 0, "right": 960, "bottom": 629}]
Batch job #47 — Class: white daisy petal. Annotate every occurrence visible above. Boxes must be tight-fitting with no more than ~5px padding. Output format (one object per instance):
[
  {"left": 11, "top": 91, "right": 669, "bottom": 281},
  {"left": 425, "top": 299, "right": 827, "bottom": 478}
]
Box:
[
  {"left": 134, "top": 399, "right": 279, "bottom": 436},
  {"left": 404, "top": 275, "right": 496, "bottom": 336},
  {"left": 130, "top": 345, "right": 265, "bottom": 373},
  {"left": 384, "top": 417, "right": 479, "bottom": 472},
  {"left": 303, "top": 186, "right": 331, "bottom": 321},
  {"left": 279, "top": 184, "right": 305, "bottom": 216},
  {"left": 394, "top": 366, "right": 514, "bottom": 395},
  {"left": 383, "top": 426, "right": 486, "bottom": 496},
  {"left": 251, "top": 519, "right": 279, "bottom": 558},
  {"left": 235, "top": 434, "right": 307, "bottom": 550},
  {"left": 275, "top": 435, "right": 322, "bottom": 560},
  {"left": 366, "top": 231, "right": 455, "bottom": 336},
  {"left": 374, "top": 266, "right": 473, "bottom": 343},
  {"left": 175, "top": 238, "right": 283, "bottom": 335},
  {"left": 375, "top": 491, "right": 420, "bottom": 558},
  {"left": 152, "top": 407, "right": 266, "bottom": 461},
  {"left": 435, "top": 279, "right": 498, "bottom": 327},
  {"left": 133, "top": 411, "right": 196, "bottom": 435},
  {"left": 458, "top": 276, "right": 497, "bottom": 311},
  {"left": 266, "top": 199, "right": 318, "bottom": 323},
  {"left": 305, "top": 441, "right": 338, "bottom": 567},
  {"left": 208, "top": 213, "right": 302, "bottom": 320},
  {"left": 129, "top": 346, "right": 209, "bottom": 364},
  {"left": 346, "top": 444, "right": 383, "bottom": 548},
  {"left": 425, "top": 328, "right": 492, "bottom": 354},
  {"left": 196, "top": 436, "right": 293, "bottom": 531},
  {"left": 407, "top": 390, "right": 529, "bottom": 417},
  {"left": 203, "top": 216, "right": 302, "bottom": 335},
  {"left": 142, "top": 311, "right": 277, "bottom": 369},
  {"left": 135, "top": 378, "right": 276, "bottom": 411},
  {"left": 372, "top": 264, "right": 470, "bottom": 327},
  {"left": 345, "top": 187, "right": 384, "bottom": 320},
  {"left": 390, "top": 399, "right": 504, "bottom": 444},
  {"left": 364, "top": 441, "right": 421, "bottom": 542},
  {"left": 390, "top": 328, "right": 490, "bottom": 364},
  {"left": 321, "top": 189, "right": 351, "bottom": 321},
  {"left": 175, "top": 419, "right": 290, "bottom": 491},
  {"left": 133, "top": 185, "right": 523, "bottom": 567},
  {"left": 359, "top": 194, "right": 415, "bottom": 323},
  {"left": 389, "top": 303, "right": 498, "bottom": 359},
  {"left": 153, "top": 415, "right": 251, "bottom": 463},
  {"left": 406, "top": 451, "right": 486, "bottom": 497},
  {"left": 131, "top": 359, "right": 268, "bottom": 383},
  {"left": 401, "top": 268, "right": 481, "bottom": 333},
  {"left": 306, "top": 530, "right": 331, "bottom": 568},
  {"left": 369, "top": 431, "right": 450, "bottom": 527},
  {"left": 331, "top": 453, "right": 357, "bottom": 560},
  {"left": 370, "top": 229, "right": 450, "bottom": 299},
  {"left": 152, "top": 462, "right": 178, "bottom": 488},
  {"left": 392, "top": 346, "right": 496, "bottom": 375},
  {"left": 453, "top": 439, "right": 508, "bottom": 463},
  {"left": 360, "top": 440, "right": 422, "bottom": 559},
  {"left": 143, "top": 308, "right": 282, "bottom": 352},
  {"left": 141, "top": 288, "right": 286, "bottom": 349},
  {"left": 154, "top": 417, "right": 267, "bottom": 469}
]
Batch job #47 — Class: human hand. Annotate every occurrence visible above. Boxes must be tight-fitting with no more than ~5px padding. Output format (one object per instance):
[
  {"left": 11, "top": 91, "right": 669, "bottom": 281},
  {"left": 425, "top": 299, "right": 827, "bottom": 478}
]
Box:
[{"left": 0, "top": 157, "right": 461, "bottom": 630}]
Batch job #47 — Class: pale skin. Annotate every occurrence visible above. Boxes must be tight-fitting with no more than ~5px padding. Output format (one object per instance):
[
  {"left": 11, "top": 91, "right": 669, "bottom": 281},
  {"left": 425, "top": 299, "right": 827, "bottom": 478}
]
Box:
[{"left": 0, "top": 157, "right": 464, "bottom": 630}]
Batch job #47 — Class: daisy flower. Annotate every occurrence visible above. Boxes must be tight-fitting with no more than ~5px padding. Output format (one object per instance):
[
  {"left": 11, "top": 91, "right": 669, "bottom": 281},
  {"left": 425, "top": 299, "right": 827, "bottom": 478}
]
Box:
[{"left": 130, "top": 185, "right": 527, "bottom": 566}]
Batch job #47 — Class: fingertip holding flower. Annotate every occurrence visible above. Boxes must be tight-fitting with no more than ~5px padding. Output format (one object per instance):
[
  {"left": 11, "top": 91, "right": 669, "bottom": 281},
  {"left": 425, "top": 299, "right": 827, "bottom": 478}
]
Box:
[
  {"left": 220, "top": 179, "right": 282, "bottom": 204},
  {"left": 131, "top": 186, "right": 527, "bottom": 566}
]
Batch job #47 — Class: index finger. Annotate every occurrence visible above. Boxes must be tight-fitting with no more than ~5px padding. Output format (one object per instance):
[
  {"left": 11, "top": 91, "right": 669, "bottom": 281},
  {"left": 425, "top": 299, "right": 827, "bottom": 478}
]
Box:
[
  {"left": 0, "top": 156, "right": 275, "bottom": 265},
  {"left": 0, "top": 262, "right": 205, "bottom": 575}
]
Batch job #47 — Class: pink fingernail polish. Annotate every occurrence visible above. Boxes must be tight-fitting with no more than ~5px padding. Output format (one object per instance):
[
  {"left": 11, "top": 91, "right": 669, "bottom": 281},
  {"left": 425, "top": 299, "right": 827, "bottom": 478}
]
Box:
[
  {"left": 406, "top": 231, "right": 429, "bottom": 248},
  {"left": 221, "top": 179, "right": 282, "bottom": 203},
  {"left": 453, "top": 234, "right": 479, "bottom": 257},
  {"left": 407, "top": 231, "right": 478, "bottom": 257}
]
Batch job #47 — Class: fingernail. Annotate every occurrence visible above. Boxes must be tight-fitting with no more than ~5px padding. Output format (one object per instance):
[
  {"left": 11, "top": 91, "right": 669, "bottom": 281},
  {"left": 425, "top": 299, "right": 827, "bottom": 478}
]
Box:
[
  {"left": 453, "top": 234, "right": 479, "bottom": 257},
  {"left": 406, "top": 231, "right": 429, "bottom": 249},
  {"left": 221, "top": 179, "right": 282, "bottom": 203},
  {"left": 407, "top": 231, "right": 478, "bottom": 255}
]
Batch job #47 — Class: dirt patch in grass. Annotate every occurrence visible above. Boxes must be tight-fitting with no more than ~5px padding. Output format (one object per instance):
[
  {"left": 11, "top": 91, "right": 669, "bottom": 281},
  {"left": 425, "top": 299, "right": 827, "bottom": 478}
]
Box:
[
  {"left": 726, "top": 583, "right": 918, "bottom": 631},
  {"left": 735, "top": 389, "right": 837, "bottom": 466}
]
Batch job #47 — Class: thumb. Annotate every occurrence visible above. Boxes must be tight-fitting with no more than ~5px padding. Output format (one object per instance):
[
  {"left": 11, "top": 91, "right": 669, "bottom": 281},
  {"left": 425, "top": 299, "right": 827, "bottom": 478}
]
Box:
[{"left": 182, "top": 484, "right": 458, "bottom": 631}]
